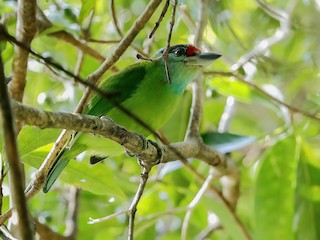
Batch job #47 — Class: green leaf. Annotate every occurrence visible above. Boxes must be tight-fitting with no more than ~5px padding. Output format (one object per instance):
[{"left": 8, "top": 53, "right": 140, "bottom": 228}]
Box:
[
  {"left": 253, "top": 135, "right": 298, "bottom": 240},
  {"left": 18, "top": 127, "right": 126, "bottom": 198},
  {"left": 201, "top": 131, "right": 255, "bottom": 153},
  {"left": 79, "top": 0, "right": 96, "bottom": 24},
  {"left": 208, "top": 77, "right": 252, "bottom": 102},
  {"left": 294, "top": 140, "right": 320, "bottom": 240},
  {"left": 61, "top": 158, "right": 127, "bottom": 198},
  {"left": 18, "top": 126, "right": 60, "bottom": 168}
]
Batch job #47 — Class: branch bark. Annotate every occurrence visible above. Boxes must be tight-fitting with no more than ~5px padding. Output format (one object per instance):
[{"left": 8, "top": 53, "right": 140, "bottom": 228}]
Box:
[{"left": 9, "top": 0, "right": 37, "bottom": 102}]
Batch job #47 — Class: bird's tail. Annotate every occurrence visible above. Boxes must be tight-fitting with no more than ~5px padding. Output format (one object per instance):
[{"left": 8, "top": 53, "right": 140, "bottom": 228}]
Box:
[{"left": 42, "top": 148, "right": 71, "bottom": 193}]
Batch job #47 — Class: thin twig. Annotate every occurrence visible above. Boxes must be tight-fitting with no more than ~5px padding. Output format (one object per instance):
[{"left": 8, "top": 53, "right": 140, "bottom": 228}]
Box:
[
  {"left": 88, "top": 210, "right": 129, "bottom": 224},
  {"left": 110, "top": 0, "right": 123, "bottom": 37},
  {"left": 181, "top": 168, "right": 215, "bottom": 240},
  {"left": 149, "top": 0, "right": 170, "bottom": 38},
  {"left": 87, "top": 38, "right": 120, "bottom": 44},
  {"left": 128, "top": 167, "right": 150, "bottom": 240},
  {"left": 162, "top": 0, "right": 178, "bottom": 85},
  {"left": 205, "top": 71, "right": 320, "bottom": 121}
]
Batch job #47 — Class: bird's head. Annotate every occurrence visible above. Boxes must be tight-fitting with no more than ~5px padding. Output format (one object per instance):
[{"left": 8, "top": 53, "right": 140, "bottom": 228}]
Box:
[{"left": 155, "top": 44, "right": 221, "bottom": 67}]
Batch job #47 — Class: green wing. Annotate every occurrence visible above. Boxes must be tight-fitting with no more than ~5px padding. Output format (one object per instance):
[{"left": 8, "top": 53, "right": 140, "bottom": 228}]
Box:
[
  {"left": 43, "top": 62, "right": 147, "bottom": 193},
  {"left": 84, "top": 62, "right": 147, "bottom": 116}
]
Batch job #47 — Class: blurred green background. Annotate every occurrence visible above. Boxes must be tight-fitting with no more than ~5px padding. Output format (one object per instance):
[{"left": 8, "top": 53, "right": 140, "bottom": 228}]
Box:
[{"left": 1, "top": 0, "right": 320, "bottom": 239}]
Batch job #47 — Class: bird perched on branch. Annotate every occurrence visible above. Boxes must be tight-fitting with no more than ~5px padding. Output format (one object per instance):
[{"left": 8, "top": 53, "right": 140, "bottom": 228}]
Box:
[{"left": 43, "top": 44, "right": 221, "bottom": 193}]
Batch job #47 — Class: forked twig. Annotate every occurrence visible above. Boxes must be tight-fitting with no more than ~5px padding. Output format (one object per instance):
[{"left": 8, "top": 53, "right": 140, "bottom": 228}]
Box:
[{"left": 149, "top": 0, "right": 170, "bottom": 38}]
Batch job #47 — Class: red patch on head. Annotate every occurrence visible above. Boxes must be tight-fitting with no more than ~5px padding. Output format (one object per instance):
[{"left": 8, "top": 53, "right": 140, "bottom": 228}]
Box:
[{"left": 186, "top": 45, "right": 201, "bottom": 56}]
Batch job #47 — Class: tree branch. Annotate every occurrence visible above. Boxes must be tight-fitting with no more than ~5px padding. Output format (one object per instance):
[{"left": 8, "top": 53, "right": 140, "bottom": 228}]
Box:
[
  {"left": 185, "top": 0, "right": 208, "bottom": 140},
  {"left": 0, "top": 48, "right": 33, "bottom": 240},
  {"left": 128, "top": 167, "right": 150, "bottom": 240},
  {"left": 11, "top": 101, "right": 223, "bottom": 167},
  {"left": 9, "top": 0, "right": 37, "bottom": 102}
]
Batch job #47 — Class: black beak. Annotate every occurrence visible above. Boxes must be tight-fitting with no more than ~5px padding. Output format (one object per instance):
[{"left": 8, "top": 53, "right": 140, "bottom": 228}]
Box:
[
  {"left": 199, "top": 53, "right": 222, "bottom": 60},
  {"left": 185, "top": 52, "right": 221, "bottom": 66}
]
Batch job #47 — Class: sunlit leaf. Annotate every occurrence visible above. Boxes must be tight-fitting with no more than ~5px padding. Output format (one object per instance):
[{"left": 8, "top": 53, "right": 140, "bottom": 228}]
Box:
[
  {"left": 294, "top": 140, "right": 320, "bottom": 240},
  {"left": 208, "top": 77, "right": 252, "bottom": 102},
  {"left": 254, "top": 135, "right": 298, "bottom": 240}
]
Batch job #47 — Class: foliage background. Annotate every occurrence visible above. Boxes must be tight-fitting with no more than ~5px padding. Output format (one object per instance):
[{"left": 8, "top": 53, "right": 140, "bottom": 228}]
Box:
[{"left": 1, "top": 0, "right": 320, "bottom": 239}]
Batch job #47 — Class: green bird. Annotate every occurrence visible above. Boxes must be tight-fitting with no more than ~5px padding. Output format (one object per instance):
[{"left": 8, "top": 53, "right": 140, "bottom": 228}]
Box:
[{"left": 43, "top": 44, "right": 221, "bottom": 193}]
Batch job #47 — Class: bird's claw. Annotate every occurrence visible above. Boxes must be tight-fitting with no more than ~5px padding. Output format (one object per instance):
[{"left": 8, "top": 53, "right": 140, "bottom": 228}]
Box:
[
  {"left": 146, "top": 140, "right": 163, "bottom": 165},
  {"left": 99, "top": 116, "right": 113, "bottom": 121},
  {"left": 125, "top": 149, "right": 135, "bottom": 157},
  {"left": 125, "top": 133, "right": 147, "bottom": 157}
]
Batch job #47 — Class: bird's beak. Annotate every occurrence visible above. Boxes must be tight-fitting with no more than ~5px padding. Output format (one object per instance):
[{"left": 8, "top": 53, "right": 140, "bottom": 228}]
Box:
[{"left": 185, "top": 52, "right": 221, "bottom": 66}]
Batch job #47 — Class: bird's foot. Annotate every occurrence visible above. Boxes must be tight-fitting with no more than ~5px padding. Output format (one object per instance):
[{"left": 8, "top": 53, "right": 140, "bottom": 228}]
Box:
[
  {"left": 125, "top": 133, "right": 148, "bottom": 157},
  {"left": 146, "top": 139, "right": 163, "bottom": 165}
]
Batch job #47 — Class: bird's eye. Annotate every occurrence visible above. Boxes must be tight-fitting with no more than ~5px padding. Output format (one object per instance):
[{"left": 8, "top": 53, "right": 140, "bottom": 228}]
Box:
[{"left": 174, "top": 48, "right": 186, "bottom": 57}]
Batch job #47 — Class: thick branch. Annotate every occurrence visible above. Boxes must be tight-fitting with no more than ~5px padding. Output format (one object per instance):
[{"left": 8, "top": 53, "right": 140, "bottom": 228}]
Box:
[
  {"left": 11, "top": 101, "right": 223, "bottom": 167},
  {"left": 9, "top": 0, "right": 37, "bottom": 102}
]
